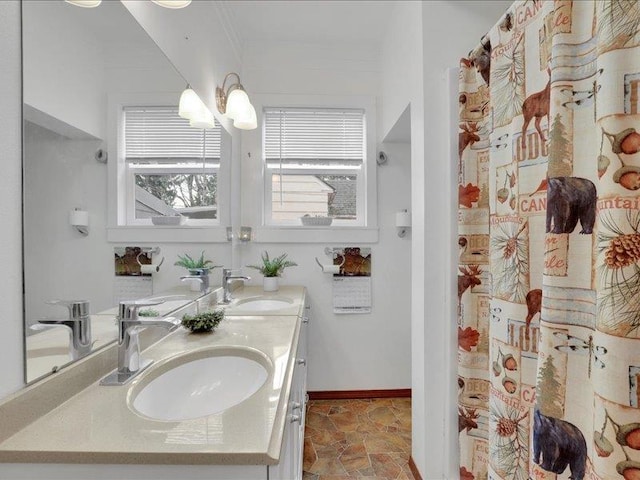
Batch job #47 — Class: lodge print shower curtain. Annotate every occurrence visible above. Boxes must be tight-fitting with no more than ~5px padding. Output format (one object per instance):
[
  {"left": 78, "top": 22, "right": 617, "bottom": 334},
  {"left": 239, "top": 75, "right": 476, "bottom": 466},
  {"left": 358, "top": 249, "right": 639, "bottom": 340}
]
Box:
[{"left": 457, "top": 1, "right": 640, "bottom": 479}]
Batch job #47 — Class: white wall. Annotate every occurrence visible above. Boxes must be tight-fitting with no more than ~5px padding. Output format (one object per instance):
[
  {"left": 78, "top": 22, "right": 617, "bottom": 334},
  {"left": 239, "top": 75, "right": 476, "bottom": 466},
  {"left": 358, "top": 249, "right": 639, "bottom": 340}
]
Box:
[
  {"left": 378, "top": 2, "right": 509, "bottom": 478},
  {"left": 23, "top": 123, "right": 106, "bottom": 323},
  {"left": 240, "top": 40, "right": 412, "bottom": 391},
  {"left": 22, "top": 1, "right": 105, "bottom": 139},
  {"left": 0, "top": 0, "right": 25, "bottom": 397}
]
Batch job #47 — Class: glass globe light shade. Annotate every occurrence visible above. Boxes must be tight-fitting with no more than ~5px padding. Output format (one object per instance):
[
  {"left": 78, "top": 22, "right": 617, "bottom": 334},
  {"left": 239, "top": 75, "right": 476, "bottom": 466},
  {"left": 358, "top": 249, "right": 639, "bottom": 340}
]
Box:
[
  {"left": 65, "top": 0, "right": 102, "bottom": 7},
  {"left": 151, "top": 0, "right": 192, "bottom": 8},
  {"left": 178, "top": 87, "right": 201, "bottom": 120},
  {"left": 233, "top": 103, "right": 258, "bottom": 130},
  {"left": 189, "top": 105, "right": 216, "bottom": 130},
  {"left": 224, "top": 88, "right": 251, "bottom": 121}
]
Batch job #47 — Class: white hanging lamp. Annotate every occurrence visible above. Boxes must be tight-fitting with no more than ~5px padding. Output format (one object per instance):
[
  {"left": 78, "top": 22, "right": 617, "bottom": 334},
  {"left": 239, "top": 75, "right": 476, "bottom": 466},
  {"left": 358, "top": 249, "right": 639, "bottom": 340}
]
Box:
[
  {"left": 189, "top": 101, "right": 216, "bottom": 130},
  {"left": 225, "top": 88, "right": 251, "bottom": 121},
  {"left": 216, "top": 72, "right": 257, "bottom": 130},
  {"left": 151, "top": 0, "right": 192, "bottom": 8},
  {"left": 233, "top": 103, "right": 258, "bottom": 131},
  {"left": 65, "top": 0, "right": 101, "bottom": 7},
  {"left": 178, "top": 86, "right": 201, "bottom": 120}
]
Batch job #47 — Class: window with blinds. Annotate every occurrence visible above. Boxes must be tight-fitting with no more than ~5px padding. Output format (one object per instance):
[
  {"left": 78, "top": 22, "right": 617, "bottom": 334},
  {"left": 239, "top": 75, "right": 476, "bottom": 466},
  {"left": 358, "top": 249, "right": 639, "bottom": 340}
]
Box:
[
  {"left": 263, "top": 107, "right": 365, "bottom": 168},
  {"left": 124, "top": 106, "right": 221, "bottom": 165},
  {"left": 263, "top": 107, "right": 365, "bottom": 224},
  {"left": 122, "top": 106, "right": 221, "bottom": 223}
]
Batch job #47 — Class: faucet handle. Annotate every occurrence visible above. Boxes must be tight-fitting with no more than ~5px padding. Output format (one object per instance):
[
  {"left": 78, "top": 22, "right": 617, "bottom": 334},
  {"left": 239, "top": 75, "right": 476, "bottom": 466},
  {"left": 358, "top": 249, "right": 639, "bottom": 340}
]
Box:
[{"left": 46, "top": 299, "right": 90, "bottom": 319}]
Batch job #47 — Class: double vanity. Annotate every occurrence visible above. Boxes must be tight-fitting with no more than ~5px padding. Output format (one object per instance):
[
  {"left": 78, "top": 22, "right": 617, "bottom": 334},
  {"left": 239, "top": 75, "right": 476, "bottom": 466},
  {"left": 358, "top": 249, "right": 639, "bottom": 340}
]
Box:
[{"left": 0, "top": 286, "right": 309, "bottom": 480}]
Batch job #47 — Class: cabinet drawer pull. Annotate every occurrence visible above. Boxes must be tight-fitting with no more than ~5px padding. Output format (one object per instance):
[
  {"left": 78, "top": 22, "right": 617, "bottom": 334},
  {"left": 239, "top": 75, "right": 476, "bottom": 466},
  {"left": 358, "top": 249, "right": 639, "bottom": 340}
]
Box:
[
  {"left": 292, "top": 402, "right": 302, "bottom": 411},
  {"left": 291, "top": 414, "right": 301, "bottom": 424},
  {"left": 296, "top": 358, "right": 306, "bottom": 366},
  {"left": 302, "top": 316, "right": 309, "bottom": 324}
]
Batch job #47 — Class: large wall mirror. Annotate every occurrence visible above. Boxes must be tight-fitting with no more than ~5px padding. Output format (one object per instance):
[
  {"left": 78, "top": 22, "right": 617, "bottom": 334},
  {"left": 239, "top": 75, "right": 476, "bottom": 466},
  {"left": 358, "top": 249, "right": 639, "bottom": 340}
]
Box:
[{"left": 22, "top": 1, "right": 231, "bottom": 383}]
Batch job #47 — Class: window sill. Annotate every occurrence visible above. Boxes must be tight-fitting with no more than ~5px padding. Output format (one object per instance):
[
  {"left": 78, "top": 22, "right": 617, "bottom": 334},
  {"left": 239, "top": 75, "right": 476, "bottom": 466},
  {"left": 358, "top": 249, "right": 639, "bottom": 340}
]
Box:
[
  {"left": 107, "top": 226, "right": 228, "bottom": 243},
  {"left": 255, "top": 226, "right": 378, "bottom": 243}
]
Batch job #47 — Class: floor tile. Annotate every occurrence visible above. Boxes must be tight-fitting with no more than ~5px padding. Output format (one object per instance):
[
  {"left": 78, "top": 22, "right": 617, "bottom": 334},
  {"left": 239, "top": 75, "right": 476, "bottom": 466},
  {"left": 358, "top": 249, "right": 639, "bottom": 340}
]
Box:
[{"left": 303, "top": 397, "right": 413, "bottom": 479}]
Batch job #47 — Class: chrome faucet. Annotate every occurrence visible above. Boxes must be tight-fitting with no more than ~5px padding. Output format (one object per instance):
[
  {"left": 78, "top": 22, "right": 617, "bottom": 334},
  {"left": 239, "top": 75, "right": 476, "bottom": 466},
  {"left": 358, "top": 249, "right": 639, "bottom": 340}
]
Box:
[
  {"left": 100, "top": 300, "right": 179, "bottom": 386},
  {"left": 38, "top": 300, "right": 92, "bottom": 360},
  {"left": 180, "top": 268, "right": 211, "bottom": 293},
  {"left": 221, "top": 268, "right": 251, "bottom": 304}
]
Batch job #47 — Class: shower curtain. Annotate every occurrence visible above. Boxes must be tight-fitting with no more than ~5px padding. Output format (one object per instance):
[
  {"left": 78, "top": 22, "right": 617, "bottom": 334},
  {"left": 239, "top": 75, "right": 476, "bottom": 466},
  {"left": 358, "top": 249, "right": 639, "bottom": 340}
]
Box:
[{"left": 457, "top": 1, "right": 640, "bottom": 479}]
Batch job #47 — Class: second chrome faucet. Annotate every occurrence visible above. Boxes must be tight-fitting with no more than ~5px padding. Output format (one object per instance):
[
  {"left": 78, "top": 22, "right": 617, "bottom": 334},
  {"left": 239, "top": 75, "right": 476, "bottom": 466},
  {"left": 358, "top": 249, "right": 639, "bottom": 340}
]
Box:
[
  {"left": 221, "top": 268, "right": 251, "bottom": 304},
  {"left": 100, "top": 300, "right": 179, "bottom": 386}
]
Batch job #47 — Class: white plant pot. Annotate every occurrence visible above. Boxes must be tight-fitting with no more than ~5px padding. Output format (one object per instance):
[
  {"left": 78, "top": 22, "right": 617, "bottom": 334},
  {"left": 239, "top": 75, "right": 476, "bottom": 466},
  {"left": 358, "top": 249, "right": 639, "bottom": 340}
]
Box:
[{"left": 263, "top": 277, "right": 279, "bottom": 292}]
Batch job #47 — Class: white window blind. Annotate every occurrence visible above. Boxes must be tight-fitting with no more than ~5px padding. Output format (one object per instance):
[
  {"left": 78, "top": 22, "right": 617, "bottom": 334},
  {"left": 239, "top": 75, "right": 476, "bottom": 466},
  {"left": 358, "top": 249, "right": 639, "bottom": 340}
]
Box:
[
  {"left": 124, "top": 106, "right": 221, "bottom": 164},
  {"left": 264, "top": 107, "right": 365, "bottom": 168}
]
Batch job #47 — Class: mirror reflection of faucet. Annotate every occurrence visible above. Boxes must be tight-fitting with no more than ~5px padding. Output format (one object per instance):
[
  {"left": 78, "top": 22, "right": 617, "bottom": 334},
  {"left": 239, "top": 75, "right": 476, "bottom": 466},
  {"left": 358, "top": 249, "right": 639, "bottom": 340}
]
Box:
[
  {"left": 100, "top": 299, "right": 180, "bottom": 386},
  {"left": 36, "top": 300, "right": 92, "bottom": 360},
  {"left": 180, "top": 268, "right": 212, "bottom": 293}
]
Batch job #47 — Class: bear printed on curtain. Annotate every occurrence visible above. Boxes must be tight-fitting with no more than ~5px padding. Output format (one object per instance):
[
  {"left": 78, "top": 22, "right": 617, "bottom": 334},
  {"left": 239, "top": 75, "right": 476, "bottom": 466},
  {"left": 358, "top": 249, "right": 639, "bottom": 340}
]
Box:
[{"left": 458, "top": 1, "right": 640, "bottom": 480}]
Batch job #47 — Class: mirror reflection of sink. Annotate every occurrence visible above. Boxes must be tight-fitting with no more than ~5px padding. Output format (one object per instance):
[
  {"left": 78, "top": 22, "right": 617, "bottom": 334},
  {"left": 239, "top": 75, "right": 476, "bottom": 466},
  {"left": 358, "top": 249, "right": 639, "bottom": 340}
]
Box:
[
  {"left": 129, "top": 348, "right": 270, "bottom": 422},
  {"left": 231, "top": 297, "right": 294, "bottom": 312}
]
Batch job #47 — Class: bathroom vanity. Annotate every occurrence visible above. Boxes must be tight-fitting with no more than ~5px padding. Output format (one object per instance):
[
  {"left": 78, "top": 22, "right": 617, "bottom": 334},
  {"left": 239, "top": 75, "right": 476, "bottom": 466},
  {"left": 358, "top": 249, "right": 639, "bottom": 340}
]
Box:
[{"left": 0, "top": 286, "right": 309, "bottom": 480}]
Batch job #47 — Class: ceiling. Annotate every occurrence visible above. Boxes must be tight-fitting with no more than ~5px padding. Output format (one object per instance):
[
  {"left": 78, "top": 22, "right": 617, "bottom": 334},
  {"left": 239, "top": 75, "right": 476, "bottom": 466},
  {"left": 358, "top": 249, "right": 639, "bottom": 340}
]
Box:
[
  {"left": 223, "top": 0, "right": 512, "bottom": 47},
  {"left": 223, "top": 0, "right": 396, "bottom": 46}
]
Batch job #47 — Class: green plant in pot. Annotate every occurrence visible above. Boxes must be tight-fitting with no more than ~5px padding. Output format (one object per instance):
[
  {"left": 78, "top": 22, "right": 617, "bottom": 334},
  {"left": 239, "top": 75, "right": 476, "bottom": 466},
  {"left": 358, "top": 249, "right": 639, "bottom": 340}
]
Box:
[
  {"left": 175, "top": 251, "right": 220, "bottom": 291},
  {"left": 174, "top": 251, "right": 218, "bottom": 273},
  {"left": 247, "top": 251, "right": 297, "bottom": 292},
  {"left": 181, "top": 309, "right": 225, "bottom": 333}
]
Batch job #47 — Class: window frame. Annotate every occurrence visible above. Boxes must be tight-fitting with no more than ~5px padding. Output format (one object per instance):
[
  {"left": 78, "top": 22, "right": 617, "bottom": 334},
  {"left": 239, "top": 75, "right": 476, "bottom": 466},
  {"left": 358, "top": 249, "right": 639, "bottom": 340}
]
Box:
[
  {"left": 260, "top": 102, "right": 372, "bottom": 228},
  {"left": 107, "top": 93, "right": 231, "bottom": 242}
]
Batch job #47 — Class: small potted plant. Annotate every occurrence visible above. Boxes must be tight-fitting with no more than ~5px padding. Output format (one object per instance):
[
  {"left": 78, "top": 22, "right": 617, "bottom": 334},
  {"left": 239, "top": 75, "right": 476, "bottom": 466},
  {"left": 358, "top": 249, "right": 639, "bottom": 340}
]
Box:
[
  {"left": 247, "top": 251, "right": 297, "bottom": 292},
  {"left": 174, "top": 251, "right": 220, "bottom": 291},
  {"left": 181, "top": 309, "right": 225, "bottom": 333}
]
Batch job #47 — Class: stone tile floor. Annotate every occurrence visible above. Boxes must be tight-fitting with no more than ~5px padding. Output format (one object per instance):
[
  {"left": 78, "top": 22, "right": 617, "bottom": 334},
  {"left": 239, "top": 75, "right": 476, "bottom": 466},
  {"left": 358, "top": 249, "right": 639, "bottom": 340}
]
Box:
[{"left": 302, "top": 398, "right": 413, "bottom": 480}]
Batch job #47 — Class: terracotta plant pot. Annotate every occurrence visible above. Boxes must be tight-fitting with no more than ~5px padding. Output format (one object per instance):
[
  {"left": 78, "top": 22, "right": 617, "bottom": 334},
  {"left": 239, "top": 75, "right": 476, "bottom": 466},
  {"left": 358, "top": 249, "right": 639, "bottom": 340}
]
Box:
[{"left": 263, "top": 277, "right": 279, "bottom": 292}]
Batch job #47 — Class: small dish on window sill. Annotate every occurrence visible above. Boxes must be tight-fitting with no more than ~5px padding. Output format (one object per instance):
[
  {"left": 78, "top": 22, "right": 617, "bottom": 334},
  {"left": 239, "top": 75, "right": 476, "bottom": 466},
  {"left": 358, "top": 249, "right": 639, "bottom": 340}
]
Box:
[
  {"left": 300, "top": 215, "right": 333, "bottom": 226},
  {"left": 151, "top": 215, "right": 186, "bottom": 226}
]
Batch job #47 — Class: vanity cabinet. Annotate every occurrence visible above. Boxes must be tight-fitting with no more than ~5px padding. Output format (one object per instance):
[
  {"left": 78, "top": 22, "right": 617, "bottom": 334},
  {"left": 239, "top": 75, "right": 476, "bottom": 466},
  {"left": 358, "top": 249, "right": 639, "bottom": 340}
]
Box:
[
  {"left": 0, "top": 288, "right": 309, "bottom": 480},
  {"left": 269, "top": 306, "right": 309, "bottom": 480}
]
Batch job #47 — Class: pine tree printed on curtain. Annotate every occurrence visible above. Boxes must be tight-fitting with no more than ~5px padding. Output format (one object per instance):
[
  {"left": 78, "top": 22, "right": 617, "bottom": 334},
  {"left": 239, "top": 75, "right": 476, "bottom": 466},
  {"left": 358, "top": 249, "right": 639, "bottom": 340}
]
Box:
[{"left": 458, "top": 1, "right": 640, "bottom": 479}]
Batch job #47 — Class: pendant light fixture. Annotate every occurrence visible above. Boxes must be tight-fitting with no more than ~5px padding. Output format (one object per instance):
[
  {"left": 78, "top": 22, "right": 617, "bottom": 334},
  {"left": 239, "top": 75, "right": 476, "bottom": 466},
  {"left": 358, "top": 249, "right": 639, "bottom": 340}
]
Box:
[
  {"left": 177, "top": 85, "right": 215, "bottom": 129},
  {"left": 65, "top": 0, "right": 101, "bottom": 7},
  {"left": 67, "top": 0, "right": 192, "bottom": 8},
  {"left": 178, "top": 85, "right": 201, "bottom": 120},
  {"left": 189, "top": 104, "right": 216, "bottom": 130},
  {"left": 233, "top": 103, "right": 258, "bottom": 130},
  {"left": 151, "top": 0, "right": 192, "bottom": 8},
  {"left": 216, "top": 73, "right": 258, "bottom": 130}
]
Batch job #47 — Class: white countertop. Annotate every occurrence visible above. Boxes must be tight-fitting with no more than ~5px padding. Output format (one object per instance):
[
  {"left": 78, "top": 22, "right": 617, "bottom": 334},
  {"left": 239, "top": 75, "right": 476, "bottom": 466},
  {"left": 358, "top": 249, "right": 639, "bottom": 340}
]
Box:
[{"left": 0, "top": 286, "right": 306, "bottom": 465}]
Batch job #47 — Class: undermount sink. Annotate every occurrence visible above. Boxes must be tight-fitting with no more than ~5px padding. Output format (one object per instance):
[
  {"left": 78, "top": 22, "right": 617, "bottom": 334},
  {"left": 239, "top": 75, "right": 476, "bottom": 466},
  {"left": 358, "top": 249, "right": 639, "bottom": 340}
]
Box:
[
  {"left": 129, "top": 347, "right": 270, "bottom": 421},
  {"left": 231, "top": 297, "right": 294, "bottom": 312}
]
